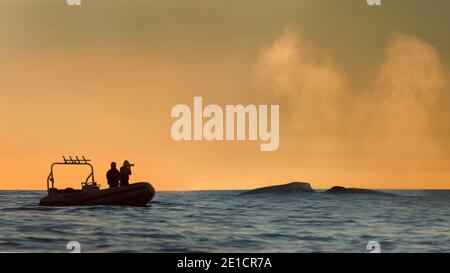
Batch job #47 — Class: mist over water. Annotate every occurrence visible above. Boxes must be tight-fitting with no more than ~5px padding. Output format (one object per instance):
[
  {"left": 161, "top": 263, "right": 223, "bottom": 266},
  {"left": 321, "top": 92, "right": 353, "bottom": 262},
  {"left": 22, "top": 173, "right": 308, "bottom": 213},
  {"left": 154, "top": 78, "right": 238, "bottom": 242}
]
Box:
[
  {"left": 0, "top": 190, "right": 449, "bottom": 253},
  {"left": 256, "top": 28, "right": 447, "bottom": 159}
]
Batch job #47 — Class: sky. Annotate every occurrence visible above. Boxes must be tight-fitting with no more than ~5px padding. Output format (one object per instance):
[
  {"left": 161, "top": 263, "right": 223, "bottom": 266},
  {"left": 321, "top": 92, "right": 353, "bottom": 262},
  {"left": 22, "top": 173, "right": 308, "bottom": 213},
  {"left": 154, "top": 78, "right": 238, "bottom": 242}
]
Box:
[{"left": 0, "top": 0, "right": 450, "bottom": 190}]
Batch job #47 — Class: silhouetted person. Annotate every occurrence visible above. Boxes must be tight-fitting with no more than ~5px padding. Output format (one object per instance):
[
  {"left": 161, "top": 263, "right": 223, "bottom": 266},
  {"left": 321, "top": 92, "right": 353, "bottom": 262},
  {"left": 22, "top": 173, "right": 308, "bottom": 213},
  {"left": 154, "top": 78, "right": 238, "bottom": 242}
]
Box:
[
  {"left": 106, "top": 162, "right": 120, "bottom": 188},
  {"left": 120, "top": 160, "right": 133, "bottom": 186}
]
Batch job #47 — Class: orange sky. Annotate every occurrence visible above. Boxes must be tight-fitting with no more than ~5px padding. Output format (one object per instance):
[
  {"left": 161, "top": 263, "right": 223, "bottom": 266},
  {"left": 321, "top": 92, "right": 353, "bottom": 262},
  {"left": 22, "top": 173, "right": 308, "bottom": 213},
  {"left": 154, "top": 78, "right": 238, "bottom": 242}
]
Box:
[{"left": 1, "top": 1, "right": 450, "bottom": 190}]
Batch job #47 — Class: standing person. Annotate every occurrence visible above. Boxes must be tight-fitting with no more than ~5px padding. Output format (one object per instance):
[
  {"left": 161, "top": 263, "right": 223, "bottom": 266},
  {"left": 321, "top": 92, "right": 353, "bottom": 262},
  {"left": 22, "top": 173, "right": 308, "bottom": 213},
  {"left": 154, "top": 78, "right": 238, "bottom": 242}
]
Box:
[
  {"left": 120, "top": 160, "right": 133, "bottom": 186},
  {"left": 106, "top": 162, "right": 120, "bottom": 188}
]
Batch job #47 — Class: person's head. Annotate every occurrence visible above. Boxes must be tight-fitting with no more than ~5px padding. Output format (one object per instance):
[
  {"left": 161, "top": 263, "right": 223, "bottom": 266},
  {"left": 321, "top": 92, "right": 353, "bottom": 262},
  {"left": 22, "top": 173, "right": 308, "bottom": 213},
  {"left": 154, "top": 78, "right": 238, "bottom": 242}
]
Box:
[
  {"left": 123, "top": 160, "right": 130, "bottom": 167},
  {"left": 111, "top": 162, "right": 117, "bottom": 169}
]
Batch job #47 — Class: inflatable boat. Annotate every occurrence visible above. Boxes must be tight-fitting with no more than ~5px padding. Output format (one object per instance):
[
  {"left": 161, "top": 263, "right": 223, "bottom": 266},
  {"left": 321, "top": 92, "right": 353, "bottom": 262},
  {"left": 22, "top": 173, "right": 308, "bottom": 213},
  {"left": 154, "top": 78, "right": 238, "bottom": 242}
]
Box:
[{"left": 39, "top": 156, "right": 155, "bottom": 207}]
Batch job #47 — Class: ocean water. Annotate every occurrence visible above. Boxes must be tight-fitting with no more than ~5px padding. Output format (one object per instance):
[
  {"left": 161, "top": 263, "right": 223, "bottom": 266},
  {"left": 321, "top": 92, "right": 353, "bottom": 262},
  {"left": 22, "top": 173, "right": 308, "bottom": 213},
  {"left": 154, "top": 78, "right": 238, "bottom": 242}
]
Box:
[{"left": 0, "top": 190, "right": 449, "bottom": 253}]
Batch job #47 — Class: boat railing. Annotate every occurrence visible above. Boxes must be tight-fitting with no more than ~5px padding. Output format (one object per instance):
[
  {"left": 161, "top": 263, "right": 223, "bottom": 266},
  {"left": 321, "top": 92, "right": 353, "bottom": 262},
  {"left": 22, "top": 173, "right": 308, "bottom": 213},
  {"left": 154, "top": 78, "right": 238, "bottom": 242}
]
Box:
[{"left": 47, "top": 156, "right": 96, "bottom": 191}]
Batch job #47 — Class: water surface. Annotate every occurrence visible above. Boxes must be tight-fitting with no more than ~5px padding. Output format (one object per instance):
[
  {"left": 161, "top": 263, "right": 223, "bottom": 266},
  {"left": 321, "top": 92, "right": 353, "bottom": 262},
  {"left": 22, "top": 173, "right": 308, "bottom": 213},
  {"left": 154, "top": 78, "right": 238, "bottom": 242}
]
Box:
[{"left": 0, "top": 190, "right": 449, "bottom": 252}]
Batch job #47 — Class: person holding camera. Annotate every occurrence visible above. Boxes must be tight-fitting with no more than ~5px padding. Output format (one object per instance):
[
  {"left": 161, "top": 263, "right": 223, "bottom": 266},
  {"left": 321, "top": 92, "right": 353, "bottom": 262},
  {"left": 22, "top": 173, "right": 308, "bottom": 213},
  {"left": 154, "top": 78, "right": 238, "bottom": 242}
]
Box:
[{"left": 120, "top": 160, "right": 134, "bottom": 187}]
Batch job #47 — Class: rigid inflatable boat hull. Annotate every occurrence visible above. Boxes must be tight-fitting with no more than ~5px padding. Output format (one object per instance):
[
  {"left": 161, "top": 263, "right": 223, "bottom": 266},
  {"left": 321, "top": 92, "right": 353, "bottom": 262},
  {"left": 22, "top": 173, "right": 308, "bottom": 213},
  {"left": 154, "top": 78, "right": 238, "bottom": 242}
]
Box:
[{"left": 39, "top": 182, "right": 155, "bottom": 207}]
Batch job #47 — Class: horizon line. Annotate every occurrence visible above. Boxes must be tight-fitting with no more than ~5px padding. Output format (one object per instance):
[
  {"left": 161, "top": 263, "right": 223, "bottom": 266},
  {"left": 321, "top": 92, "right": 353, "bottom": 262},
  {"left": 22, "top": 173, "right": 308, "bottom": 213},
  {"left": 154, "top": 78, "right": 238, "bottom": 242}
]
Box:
[{"left": 1, "top": 187, "right": 450, "bottom": 191}]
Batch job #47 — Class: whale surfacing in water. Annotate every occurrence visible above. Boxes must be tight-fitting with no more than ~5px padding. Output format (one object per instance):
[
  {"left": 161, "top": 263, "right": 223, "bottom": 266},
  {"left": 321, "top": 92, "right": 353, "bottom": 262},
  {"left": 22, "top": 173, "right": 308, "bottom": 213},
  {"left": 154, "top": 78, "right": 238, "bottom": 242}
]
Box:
[
  {"left": 324, "top": 186, "right": 395, "bottom": 196},
  {"left": 240, "top": 182, "right": 315, "bottom": 195}
]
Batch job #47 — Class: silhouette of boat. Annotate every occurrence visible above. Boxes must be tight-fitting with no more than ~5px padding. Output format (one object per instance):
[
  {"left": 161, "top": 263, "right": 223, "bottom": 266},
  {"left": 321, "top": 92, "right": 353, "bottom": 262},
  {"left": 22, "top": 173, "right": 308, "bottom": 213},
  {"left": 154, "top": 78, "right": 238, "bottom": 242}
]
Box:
[{"left": 39, "top": 156, "right": 155, "bottom": 206}]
